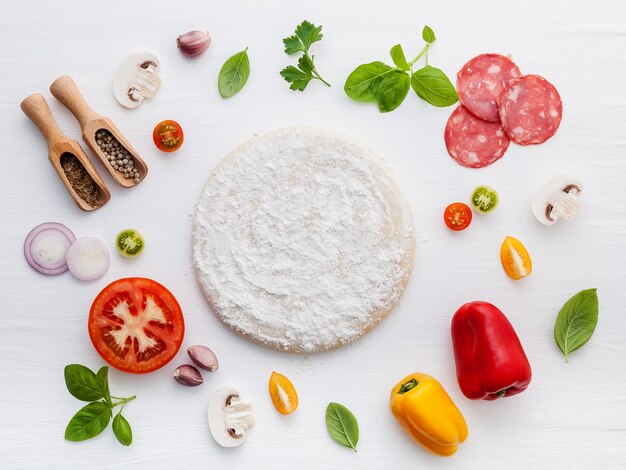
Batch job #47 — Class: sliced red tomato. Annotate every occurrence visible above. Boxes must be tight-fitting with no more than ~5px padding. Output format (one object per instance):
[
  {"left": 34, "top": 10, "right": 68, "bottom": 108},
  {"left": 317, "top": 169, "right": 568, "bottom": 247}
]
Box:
[
  {"left": 88, "top": 278, "right": 185, "bottom": 374},
  {"left": 153, "top": 120, "right": 184, "bottom": 152},
  {"left": 444, "top": 202, "right": 472, "bottom": 231}
]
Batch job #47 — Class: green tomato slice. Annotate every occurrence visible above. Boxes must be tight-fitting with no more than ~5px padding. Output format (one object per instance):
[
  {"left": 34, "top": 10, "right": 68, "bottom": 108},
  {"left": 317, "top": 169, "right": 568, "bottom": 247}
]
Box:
[
  {"left": 471, "top": 185, "right": 498, "bottom": 213},
  {"left": 116, "top": 229, "right": 144, "bottom": 258}
]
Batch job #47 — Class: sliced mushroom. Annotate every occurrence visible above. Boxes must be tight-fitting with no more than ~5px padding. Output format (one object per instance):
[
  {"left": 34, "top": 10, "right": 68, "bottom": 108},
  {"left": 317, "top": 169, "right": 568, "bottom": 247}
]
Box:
[
  {"left": 113, "top": 51, "right": 161, "bottom": 109},
  {"left": 532, "top": 174, "right": 584, "bottom": 225},
  {"left": 207, "top": 387, "right": 254, "bottom": 447}
]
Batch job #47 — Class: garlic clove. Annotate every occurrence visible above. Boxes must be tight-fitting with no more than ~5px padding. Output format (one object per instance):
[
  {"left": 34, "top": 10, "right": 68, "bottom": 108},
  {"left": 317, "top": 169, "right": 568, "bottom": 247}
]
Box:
[
  {"left": 177, "top": 30, "right": 211, "bottom": 58},
  {"left": 173, "top": 364, "right": 204, "bottom": 386},
  {"left": 187, "top": 345, "right": 219, "bottom": 372},
  {"left": 113, "top": 51, "right": 161, "bottom": 109}
]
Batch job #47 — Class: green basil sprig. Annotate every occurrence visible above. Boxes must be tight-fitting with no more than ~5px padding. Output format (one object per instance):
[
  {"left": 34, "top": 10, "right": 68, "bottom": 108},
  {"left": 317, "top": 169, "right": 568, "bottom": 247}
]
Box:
[
  {"left": 280, "top": 20, "right": 330, "bottom": 91},
  {"left": 218, "top": 48, "right": 250, "bottom": 98},
  {"left": 344, "top": 25, "right": 457, "bottom": 112},
  {"left": 325, "top": 402, "right": 359, "bottom": 451},
  {"left": 64, "top": 364, "right": 135, "bottom": 445},
  {"left": 554, "top": 289, "right": 599, "bottom": 362}
]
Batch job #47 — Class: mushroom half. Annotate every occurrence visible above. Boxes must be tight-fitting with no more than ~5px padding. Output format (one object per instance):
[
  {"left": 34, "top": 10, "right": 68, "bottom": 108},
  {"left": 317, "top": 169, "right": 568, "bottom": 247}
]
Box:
[
  {"left": 207, "top": 387, "right": 254, "bottom": 447},
  {"left": 532, "top": 174, "right": 584, "bottom": 225},
  {"left": 113, "top": 51, "right": 161, "bottom": 109}
]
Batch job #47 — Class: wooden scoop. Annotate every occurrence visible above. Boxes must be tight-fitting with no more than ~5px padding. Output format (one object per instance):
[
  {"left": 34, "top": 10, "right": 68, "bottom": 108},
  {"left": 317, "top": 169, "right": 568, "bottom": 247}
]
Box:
[
  {"left": 20, "top": 93, "right": 111, "bottom": 211},
  {"left": 50, "top": 75, "right": 148, "bottom": 188}
]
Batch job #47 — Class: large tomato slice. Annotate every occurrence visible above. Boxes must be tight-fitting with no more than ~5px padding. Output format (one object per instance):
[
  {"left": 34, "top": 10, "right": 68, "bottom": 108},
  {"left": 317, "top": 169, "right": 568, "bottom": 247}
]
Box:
[{"left": 88, "top": 278, "right": 185, "bottom": 373}]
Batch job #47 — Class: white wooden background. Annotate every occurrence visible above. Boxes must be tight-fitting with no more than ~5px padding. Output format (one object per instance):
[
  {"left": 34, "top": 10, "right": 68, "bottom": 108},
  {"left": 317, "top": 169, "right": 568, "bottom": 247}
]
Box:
[{"left": 1, "top": 1, "right": 625, "bottom": 468}]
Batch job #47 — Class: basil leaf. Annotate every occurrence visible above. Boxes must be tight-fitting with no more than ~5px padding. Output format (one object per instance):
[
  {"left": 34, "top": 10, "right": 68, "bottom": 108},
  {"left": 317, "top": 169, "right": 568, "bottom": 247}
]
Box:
[
  {"left": 96, "top": 366, "right": 112, "bottom": 406},
  {"left": 376, "top": 70, "right": 410, "bottom": 113},
  {"left": 422, "top": 25, "right": 436, "bottom": 43},
  {"left": 325, "top": 402, "right": 359, "bottom": 451},
  {"left": 389, "top": 44, "right": 409, "bottom": 71},
  {"left": 64, "top": 365, "right": 104, "bottom": 402},
  {"left": 554, "top": 288, "right": 599, "bottom": 362},
  {"left": 112, "top": 413, "right": 133, "bottom": 446},
  {"left": 218, "top": 48, "right": 250, "bottom": 98},
  {"left": 64, "top": 402, "right": 112, "bottom": 442},
  {"left": 411, "top": 65, "right": 458, "bottom": 107},
  {"left": 344, "top": 62, "right": 396, "bottom": 103}
]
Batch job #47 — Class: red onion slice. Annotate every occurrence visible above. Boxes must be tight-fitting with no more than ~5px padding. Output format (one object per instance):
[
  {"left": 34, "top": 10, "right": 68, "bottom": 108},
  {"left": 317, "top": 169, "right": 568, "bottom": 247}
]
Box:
[
  {"left": 24, "top": 222, "right": 76, "bottom": 275},
  {"left": 66, "top": 237, "right": 110, "bottom": 281}
]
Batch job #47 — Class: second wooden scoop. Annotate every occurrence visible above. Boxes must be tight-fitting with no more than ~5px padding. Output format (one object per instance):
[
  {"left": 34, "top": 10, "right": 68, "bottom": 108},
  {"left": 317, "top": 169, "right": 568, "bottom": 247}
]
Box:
[
  {"left": 50, "top": 75, "right": 148, "bottom": 188},
  {"left": 20, "top": 93, "right": 110, "bottom": 211}
]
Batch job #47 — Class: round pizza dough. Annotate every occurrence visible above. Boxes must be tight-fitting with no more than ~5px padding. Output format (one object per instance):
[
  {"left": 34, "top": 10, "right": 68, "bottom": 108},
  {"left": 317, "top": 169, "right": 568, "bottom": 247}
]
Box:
[{"left": 192, "top": 127, "right": 415, "bottom": 353}]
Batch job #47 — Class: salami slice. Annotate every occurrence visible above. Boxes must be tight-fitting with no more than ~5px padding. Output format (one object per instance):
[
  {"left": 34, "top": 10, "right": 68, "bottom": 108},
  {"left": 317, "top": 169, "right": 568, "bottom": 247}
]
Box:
[
  {"left": 445, "top": 105, "right": 510, "bottom": 168},
  {"left": 457, "top": 54, "right": 521, "bottom": 123},
  {"left": 498, "top": 74, "right": 562, "bottom": 145}
]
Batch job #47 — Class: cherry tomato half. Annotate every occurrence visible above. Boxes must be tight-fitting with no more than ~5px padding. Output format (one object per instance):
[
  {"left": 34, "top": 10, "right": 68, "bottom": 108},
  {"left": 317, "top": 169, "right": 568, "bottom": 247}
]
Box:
[
  {"left": 269, "top": 371, "right": 298, "bottom": 415},
  {"left": 444, "top": 202, "right": 473, "bottom": 231},
  {"left": 153, "top": 120, "right": 184, "bottom": 152},
  {"left": 88, "top": 278, "right": 185, "bottom": 373},
  {"left": 500, "top": 236, "right": 532, "bottom": 280}
]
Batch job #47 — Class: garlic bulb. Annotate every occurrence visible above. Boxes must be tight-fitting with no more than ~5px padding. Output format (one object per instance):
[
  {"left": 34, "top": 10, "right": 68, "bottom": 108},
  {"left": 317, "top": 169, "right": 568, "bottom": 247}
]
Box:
[{"left": 177, "top": 30, "right": 211, "bottom": 58}]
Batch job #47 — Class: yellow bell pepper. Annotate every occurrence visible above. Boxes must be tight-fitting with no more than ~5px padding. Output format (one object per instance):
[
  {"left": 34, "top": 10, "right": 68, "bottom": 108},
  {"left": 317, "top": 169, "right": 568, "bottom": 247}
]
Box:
[{"left": 390, "top": 372, "right": 468, "bottom": 457}]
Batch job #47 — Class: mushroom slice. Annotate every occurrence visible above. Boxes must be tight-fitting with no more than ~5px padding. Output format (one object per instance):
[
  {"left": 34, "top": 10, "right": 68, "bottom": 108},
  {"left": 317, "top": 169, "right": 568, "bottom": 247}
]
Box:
[
  {"left": 532, "top": 174, "right": 584, "bottom": 225},
  {"left": 113, "top": 51, "right": 161, "bottom": 109},
  {"left": 207, "top": 387, "right": 254, "bottom": 447}
]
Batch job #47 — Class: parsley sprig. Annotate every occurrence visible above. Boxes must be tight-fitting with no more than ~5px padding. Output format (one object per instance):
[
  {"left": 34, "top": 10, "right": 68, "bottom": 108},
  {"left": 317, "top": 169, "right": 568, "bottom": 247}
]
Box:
[{"left": 280, "top": 20, "right": 330, "bottom": 91}]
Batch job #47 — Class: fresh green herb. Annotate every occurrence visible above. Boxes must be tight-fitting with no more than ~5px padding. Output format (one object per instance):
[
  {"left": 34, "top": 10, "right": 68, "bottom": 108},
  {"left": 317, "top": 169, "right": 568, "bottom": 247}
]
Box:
[
  {"left": 325, "top": 402, "right": 359, "bottom": 451},
  {"left": 344, "top": 25, "right": 457, "bottom": 112},
  {"left": 112, "top": 412, "right": 133, "bottom": 446},
  {"left": 64, "top": 364, "right": 105, "bottom": 402},
  {"left": 65, "top": 402, "right": 112, "bottom": 442},
  {"left": 389, "top": 44, "right": 409, "bottom": 71},
  {"left": 344, "top": 62, "right": 396, "bottom": 104},
  {"left": 96, "top": 366, "right": 112, "bottom": 407},
  {"left": 410, "top": 66, "right": 458, "bottom": 107},
  {"left": 280, "top": 20, "right": 330, "bottom": 91},
  {"left": 422, "top": 25, "right": 436, "bottom": 43},
  {"left": 554, "top": 289, "right": 599, "bottom": 362},
  {"left": 64, "top": 364, "right": 136, "bottom": 445},
  {"left": 218, "top": 48, "right": 250, "bottom": 98}
]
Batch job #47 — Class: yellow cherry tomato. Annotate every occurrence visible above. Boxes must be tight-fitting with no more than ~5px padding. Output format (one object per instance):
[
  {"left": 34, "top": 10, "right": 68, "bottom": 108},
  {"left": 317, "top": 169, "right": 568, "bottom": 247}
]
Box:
[
  {"left": 500, "top": 236, "right": 532, "bottom": 280},
  {"left": 269, "top": 371, "right": 298, "bottom": 415}
]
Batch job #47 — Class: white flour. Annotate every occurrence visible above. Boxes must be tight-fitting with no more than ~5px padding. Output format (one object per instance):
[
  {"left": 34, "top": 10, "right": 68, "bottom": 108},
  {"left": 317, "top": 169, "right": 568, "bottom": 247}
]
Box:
[{"left": 192, "top": 127, "right": 414, "bottom": 353}]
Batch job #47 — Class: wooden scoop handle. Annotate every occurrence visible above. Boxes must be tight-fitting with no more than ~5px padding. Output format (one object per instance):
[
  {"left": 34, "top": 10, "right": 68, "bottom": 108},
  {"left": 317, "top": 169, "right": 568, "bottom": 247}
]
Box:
[
  {"left": 50, "top": 75, "right": 100, "bottom": 129},
  {"left": 20, "top": 93, "right": 67, "bottom": 146}
]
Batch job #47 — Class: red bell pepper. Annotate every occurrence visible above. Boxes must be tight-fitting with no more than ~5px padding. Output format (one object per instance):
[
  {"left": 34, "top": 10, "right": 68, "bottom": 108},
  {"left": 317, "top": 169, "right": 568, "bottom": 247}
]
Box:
[{"left": 451, "top": 301, "right": 532, "bottom": 400}]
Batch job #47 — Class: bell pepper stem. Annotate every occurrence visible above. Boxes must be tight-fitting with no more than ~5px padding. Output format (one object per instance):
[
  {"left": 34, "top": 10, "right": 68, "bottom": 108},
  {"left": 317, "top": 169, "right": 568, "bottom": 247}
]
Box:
[
  {"left": 398, "top": 378, "right": 419, "bottom": 394},
  {"left": 496, "top": 387, "right": 513, "bottom": 398}
]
